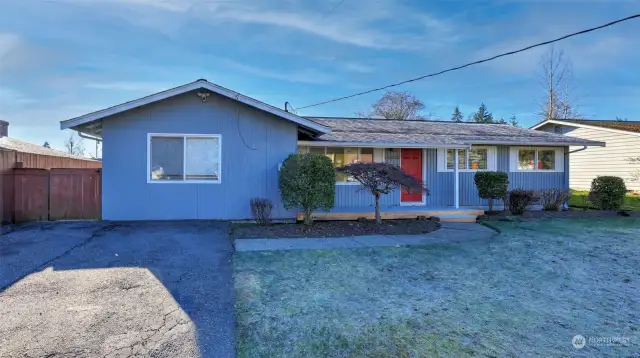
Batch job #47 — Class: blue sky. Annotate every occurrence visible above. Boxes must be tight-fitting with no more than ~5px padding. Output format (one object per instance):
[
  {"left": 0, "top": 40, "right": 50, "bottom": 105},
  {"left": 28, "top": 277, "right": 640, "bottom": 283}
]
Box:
[{"left": 1, "top": 0, "right": 639, "bottom": 155}]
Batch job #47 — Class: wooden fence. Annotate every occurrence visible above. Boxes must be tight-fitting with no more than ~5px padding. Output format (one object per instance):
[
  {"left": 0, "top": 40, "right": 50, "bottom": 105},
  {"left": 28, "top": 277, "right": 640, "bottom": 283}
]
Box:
[
  {"left": 2, "top": 168, "right": 101, "bottom": 223},
  {"left": 0, "top": 150, "right": 102, "bottom": 224}
]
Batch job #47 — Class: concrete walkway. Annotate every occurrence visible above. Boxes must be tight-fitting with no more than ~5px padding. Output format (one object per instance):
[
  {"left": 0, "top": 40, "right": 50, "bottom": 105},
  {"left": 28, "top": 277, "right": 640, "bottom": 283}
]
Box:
[{"left": 235, "top": 222, "right": 497, "bottom": 252}]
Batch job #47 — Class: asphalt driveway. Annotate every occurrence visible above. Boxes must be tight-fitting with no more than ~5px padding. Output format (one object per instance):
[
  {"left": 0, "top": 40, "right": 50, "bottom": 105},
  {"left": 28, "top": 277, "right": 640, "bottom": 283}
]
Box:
[{"left": 0, "top": 221, "right": 235, "bottom": 358}]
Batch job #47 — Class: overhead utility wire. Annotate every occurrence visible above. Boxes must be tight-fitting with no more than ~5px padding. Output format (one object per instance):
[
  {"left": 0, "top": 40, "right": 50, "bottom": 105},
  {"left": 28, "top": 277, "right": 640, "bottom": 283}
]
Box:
[
  {"left": 297, "top": 14, "right": 640, "bottom": 110},
  {"left": 321, "top": 0, "right": 348, "bottom": 19}
]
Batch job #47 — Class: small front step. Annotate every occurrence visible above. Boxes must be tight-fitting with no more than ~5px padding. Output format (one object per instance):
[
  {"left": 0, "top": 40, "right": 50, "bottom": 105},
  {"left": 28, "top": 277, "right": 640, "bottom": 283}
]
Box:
[{"left": 433, "top": 214, "right": 478, "bottom": 223}]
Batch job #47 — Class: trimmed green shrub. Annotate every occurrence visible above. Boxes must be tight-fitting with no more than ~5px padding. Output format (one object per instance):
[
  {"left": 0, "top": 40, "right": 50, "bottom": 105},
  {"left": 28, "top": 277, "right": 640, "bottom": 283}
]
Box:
[
  {"left": 588, "top": 176, "right": 627, "bottom": 210},
  {"left": 474, "top": 171, "right": 509, "bottom": 212},
  {"left": 507, "top": 189, "right": 538, "bottom": 215},
  {"left": 250, "top": 198, "right": 273, "bottom": 225},
  {"left": 279, "top": 153, "right": 336, "bottom": 225},
  {"left": 539, "top": 188, "right": 571, "bottom": 211}
]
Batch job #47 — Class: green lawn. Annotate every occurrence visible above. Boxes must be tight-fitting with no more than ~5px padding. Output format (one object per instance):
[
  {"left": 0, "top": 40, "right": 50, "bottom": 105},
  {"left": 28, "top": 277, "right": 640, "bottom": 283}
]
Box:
[
  {"left": 234, "top": 219, "right": 639, "bottom": 357},
  {"left": 569, "top": 190, "right": 640, "bottom": 211}
]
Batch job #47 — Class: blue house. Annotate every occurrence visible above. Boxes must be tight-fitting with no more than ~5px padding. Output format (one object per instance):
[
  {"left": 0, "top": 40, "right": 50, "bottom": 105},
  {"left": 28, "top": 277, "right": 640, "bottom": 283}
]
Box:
[{"left": 61, "top": 79, "right": 603, "bottom": 222}]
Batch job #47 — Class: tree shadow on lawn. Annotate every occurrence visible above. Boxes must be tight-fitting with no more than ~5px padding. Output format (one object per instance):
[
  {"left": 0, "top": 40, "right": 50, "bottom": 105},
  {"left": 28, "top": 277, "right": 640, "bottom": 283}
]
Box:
[
  {"left": 0, "top": 221, "right": 234, "bottom": 358},
  {"left": 234, "top": 218, "right": 640, "bottom": 358}
]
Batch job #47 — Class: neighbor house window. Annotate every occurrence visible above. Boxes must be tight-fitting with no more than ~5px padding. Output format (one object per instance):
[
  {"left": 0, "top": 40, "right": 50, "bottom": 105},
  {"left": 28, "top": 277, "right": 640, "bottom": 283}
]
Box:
[
  {"left": 440, "top": 147, "right": 494, "bottom": 172},
  {"left": 510, "top": 147, "right": 563, "bottom": 172},
  {"left": 148, "top": 134, "right": 221, "bottom": 183}
]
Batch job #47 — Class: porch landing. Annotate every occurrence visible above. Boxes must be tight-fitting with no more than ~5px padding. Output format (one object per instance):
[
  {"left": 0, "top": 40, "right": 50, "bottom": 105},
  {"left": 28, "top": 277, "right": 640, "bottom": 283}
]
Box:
[{"left": 298, "top": 206, "right": 485, "bottom": 223}]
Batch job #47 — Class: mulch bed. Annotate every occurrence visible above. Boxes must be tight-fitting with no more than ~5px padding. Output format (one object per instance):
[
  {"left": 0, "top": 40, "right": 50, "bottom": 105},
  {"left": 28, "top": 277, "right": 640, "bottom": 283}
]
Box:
[
  {"left": 480, "top": 208, "right": 640, "bottom": 222},
  {"left": 230, "top": 219, "right": 440, "bottom": 239}
]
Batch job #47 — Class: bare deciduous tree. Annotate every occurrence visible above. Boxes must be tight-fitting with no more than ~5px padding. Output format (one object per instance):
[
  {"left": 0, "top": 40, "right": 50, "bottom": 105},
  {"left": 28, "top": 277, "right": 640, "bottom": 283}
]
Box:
[
  {"left": 64, "top": 132, "right": 85, "bottom": 156},
  {"left": 538, "top": 47, "right": 581, "bottom": 120},
  {"left": 356, "top": 91, "right": 428, "bottom": 120},
  {"left": 338, "top": 162, "right": 427, "bottom": 224}
]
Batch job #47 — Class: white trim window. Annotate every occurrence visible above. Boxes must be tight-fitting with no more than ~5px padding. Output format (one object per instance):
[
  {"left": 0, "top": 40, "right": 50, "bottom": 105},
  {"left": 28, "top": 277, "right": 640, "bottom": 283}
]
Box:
[
  {"left": 297, "top": 146, "right": 383, "bottom": 184},
  {"left": 147, "top": 133, "right": 222, "bottom": 183},
  {"left": 509, "top": 147, "right": 564, "bottom": 172},
  {"left": 437, "top": 147, "right": 497, "bottom": 172}
]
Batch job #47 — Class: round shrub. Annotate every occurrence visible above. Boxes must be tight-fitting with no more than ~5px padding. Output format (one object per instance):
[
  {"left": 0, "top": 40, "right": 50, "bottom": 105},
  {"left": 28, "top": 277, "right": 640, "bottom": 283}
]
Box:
[
  {"left": 474, "top": 171, "right": 509, "bottom": 212},
  {"left": 588, "top": 176, "right": 627, "bottom": 210},
  {"left": 279, "top": 153, "right": 336, "bottom": 225}
]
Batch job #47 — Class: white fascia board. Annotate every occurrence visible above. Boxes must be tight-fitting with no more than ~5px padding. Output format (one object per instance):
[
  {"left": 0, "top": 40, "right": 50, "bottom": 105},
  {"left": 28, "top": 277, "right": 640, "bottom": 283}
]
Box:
[
  {"left": 297, "top": 141, "right": 470, "bottom": 149},
  {"left": 60, "top": 80, "right": 331, "bottom": 134},
  {"left": 530, "top": 119, "right": 640, "bottom": 137}
]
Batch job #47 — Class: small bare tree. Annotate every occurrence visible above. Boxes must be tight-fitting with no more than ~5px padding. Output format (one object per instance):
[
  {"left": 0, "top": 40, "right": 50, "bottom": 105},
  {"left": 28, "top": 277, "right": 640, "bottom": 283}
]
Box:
[
  {"left": 64, "top": 132, "right": 85, "bottom": 156},
  {"left": 538, "top": 47, "right": 581, "bottom": 120},
  {"left": 356, "top": 91, "right": 427, "bottom": 120},
  {"left": 338, "top": 162, "right": 427, "bottom": 224}
]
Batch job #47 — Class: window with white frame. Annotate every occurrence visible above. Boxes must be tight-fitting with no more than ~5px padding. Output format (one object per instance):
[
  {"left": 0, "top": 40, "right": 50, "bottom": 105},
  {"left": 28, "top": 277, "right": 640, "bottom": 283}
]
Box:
[
  {"left": 438, "top": 147, "right": 496, "bottom": 172},
  {"left": 298, "top": 146, "right": 376, "bottom": 183},
  {"left": 148, "top": 134, "right": 221, "bottom": 183},
  {"left": 510, "top": 147, "right": 564, "bottom": 172}
]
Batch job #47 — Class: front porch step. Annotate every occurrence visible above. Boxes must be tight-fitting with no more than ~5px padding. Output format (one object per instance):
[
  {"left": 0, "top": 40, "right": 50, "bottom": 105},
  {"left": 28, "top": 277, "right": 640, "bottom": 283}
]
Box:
[{"left": 432, "top": 214, "right": 478, "bottom": 223}]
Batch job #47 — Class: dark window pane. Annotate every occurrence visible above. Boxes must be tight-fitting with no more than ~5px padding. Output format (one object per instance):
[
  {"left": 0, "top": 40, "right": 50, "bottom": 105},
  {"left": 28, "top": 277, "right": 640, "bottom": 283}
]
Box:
[
  {"left": 359, "top": 148, "right": 374, "bottom": 163},
  {"left": 539, "top": 150, "right": 555, "bottom": 170},
  {"left": 469, "top": 149, "right": 487, "bottom": 170},
  {"left": 518, "top": 149, "right": 535, "bottom": 170},
  {"left": 150, "top": 137, "right": 184, "bottom": 180}
]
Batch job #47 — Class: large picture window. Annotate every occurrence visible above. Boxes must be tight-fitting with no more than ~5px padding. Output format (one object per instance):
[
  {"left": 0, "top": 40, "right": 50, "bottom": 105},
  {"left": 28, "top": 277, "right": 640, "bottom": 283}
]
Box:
[
  {"left": 510, "top": 147, "right": 563, "bottom": 172},
  {"left": 438, "top": 147, "right": 496, "bottom": 172},
  {"left": 148, "top": 134, "right": 221, "bottom": 183},
  {"left": 298, "top": 146, "right": 376, "bottom": 183}
]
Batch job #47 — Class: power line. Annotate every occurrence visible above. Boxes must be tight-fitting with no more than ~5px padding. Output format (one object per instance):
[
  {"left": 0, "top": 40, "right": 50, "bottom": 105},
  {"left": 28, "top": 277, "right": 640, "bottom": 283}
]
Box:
[
  {"left": 298, "top": 13, "right": 640, "bottom": 110},
  {"left": 321, "top": 0, "right": 347, "bottom": 19}
]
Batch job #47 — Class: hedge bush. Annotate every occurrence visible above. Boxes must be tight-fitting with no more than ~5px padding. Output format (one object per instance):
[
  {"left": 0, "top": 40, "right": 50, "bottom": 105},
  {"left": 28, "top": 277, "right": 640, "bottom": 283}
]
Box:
[
  {"left": 279, "top": 153, "right": 336, "bottom": 225},
  {"left": 474, "top": 171, "right": 509, "bottom": 212},
  {"left": 588, "top": 176, "right": 627, "bottom": 210},
  {"left": 507, "top": 189, "right": 538, "bottom": 215}
]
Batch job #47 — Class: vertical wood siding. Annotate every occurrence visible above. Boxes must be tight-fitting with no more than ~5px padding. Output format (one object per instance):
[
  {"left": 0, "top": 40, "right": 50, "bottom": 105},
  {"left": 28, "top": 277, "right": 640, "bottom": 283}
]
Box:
[
  {"left": 102, "top": 91, "right": 298, "bottom": 220},
  {"left": 335, "top": 146, "right": 568, "bottom": 208}
]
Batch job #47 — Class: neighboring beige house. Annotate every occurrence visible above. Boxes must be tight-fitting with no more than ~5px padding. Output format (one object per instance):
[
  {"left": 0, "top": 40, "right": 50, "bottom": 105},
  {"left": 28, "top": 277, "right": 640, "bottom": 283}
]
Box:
[{"left": 532, "top": 119, "right": 640, "bottom": 191}]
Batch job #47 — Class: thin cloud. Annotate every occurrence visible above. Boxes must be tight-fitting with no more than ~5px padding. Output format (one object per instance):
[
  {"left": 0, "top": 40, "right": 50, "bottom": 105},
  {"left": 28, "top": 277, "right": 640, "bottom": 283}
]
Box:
[
  {"left": 220, "top": 59, "right": 335, "bottom": 84},
  {"left": 84, "top": 81, "right": 174, "bottom": 93}
]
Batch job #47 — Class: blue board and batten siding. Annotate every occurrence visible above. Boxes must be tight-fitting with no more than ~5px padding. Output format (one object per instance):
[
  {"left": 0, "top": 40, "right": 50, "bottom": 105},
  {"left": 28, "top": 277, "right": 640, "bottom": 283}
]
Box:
[
  {"left": 102, "top": 91, "right": 297, "bottom": 220},
  {"left": 333, "top": 147, "right": 569, "bottom": 208},
  {"left": 102, "top": 92, "right": 570, "bottom": 220}
]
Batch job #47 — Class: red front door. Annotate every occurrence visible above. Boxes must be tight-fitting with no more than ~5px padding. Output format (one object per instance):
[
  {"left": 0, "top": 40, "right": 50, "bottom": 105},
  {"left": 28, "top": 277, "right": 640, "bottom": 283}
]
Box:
[{"left": 400, "top": 148, "right": 423, "bottom": 203}]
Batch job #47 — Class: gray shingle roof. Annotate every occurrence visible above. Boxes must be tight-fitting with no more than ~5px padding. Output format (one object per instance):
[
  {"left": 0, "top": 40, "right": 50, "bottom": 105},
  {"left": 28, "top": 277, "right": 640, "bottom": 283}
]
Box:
[
  {"left": 0, "top": 137, "right": 98, "bottom": 161},
  {"left": 305, "top": 117, "right": 604, "bottom": 147}
]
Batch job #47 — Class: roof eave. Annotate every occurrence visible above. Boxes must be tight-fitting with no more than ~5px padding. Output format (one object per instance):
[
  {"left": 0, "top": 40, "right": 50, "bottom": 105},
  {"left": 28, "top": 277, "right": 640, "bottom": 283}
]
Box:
[
  {"left": 60, "top": 80, "right": 331, "bottom": 135},
  {"left": 465, "top": 140, "right": 606, "bottom": 147},
  {"left": 298, "top": 140, "right": 470, "bottom": 149}
]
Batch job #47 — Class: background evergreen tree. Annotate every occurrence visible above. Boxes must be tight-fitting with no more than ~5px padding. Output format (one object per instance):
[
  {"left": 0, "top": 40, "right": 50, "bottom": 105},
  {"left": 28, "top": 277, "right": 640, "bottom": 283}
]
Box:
[
  {"left": 509, "top": 114, "right": 519, "bottom": 127},
  {"left": 470, "top": 103, "right": 494, "bottom": 123},
  {"left": 451, "top": 106, "right": 463, "bottom": 122}
]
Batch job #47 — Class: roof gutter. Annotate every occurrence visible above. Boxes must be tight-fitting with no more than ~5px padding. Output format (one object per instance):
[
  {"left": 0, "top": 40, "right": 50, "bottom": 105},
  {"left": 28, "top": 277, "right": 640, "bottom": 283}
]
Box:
[
  {"left": 568, "top": 145, "right": 587, "bottom": 154},
  {"left": 78, "top": 132, "right": 102, "bottom": 142}
]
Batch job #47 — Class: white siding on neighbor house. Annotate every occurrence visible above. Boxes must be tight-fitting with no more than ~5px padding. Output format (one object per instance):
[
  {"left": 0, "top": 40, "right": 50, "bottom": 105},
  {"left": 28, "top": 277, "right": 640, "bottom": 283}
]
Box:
[{"left": 562, "top": 126, "right": 640, "bottom": 191}]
